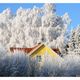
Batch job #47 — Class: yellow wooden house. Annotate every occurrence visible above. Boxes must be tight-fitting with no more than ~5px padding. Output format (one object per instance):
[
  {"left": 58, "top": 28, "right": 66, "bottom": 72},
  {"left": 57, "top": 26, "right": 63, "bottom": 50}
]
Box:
[
  {"left": 28, "top": 43, "right": 62, "bottom": 65},
  {"left": 10, "top": 43, "right": 62, "bottom": 66}
]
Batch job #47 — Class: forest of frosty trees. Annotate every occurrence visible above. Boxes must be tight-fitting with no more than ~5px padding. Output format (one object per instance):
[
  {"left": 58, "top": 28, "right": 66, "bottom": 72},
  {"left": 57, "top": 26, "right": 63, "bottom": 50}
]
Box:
[
  {"left": 0, "top": 3, "right": 71, "bottom": 53},
  {"left": 0, "top": 3, "right": 80, "bottom": 76}
]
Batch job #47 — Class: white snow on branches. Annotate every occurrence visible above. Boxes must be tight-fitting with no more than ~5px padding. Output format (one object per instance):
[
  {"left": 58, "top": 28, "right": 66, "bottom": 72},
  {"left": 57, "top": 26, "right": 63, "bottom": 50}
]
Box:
[{"left": 0, "top": 3, "right": 71, "bottom": 50}]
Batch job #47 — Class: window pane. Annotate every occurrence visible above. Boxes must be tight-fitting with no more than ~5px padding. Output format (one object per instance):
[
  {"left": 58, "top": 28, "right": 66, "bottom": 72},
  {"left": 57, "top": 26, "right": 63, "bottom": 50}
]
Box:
[{"left": 36, "top": 55, "right": 42, "bottom": 62}]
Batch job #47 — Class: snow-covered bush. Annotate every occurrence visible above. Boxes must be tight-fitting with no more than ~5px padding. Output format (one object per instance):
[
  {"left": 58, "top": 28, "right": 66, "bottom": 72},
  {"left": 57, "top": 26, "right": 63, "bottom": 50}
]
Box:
[
  {"left": 61, "top": 54, "right": 80, "bottom": 76},
  {"left": 9, "top": 52, "right": 31, "bottom": 76},
  {"left": 0, "top": 49, "right": 80, "bottom": 76},
  {"left": 0, "top": 51, "right": 29, "bottom": 76}
]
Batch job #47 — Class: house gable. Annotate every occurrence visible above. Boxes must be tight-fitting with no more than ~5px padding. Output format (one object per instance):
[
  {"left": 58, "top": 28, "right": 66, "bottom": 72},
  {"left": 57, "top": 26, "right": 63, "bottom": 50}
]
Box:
[
  {"left": 29, "top": 44, "right": 46, "bottom": 57},
  {"left": 29, "top": 43, "right": 60, "bottom": 58}
]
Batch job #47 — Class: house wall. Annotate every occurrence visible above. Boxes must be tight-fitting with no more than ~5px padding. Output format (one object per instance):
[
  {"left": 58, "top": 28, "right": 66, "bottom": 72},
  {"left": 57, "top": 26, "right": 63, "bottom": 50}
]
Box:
[{"left": 30, "top": 45, "right": 60, "bottom": 66}]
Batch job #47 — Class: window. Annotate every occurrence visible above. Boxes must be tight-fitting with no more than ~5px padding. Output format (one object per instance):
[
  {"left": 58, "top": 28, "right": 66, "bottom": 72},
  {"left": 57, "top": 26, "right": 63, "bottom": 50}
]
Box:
[{"left": 36, "top": 55, "right": 42, "bottom": 62}]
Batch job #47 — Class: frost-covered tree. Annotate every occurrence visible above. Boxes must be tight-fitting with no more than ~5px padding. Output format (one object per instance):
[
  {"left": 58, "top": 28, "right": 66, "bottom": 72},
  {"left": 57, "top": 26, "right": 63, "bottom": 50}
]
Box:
[
  {"left": 67, "top": 25, "right": 80, "bottom": 55},
  {"left": 0, "top": 4, "right": 71, "bottom": 53}
]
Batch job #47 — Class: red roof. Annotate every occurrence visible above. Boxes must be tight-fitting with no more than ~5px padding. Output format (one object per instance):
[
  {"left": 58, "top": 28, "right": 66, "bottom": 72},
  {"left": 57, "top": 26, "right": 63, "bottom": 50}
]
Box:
[
  {"left": 10, "top": 44, "right": 40, "bottom": 54},
  {"left": 10, "top": 44, "right": 60, "bottom": 54}
]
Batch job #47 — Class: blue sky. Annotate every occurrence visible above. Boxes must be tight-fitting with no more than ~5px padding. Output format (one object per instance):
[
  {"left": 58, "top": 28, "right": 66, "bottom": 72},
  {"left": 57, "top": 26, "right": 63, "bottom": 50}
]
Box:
[{"left": 0, "top": 3, "right": 80, "bottom": 31}]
